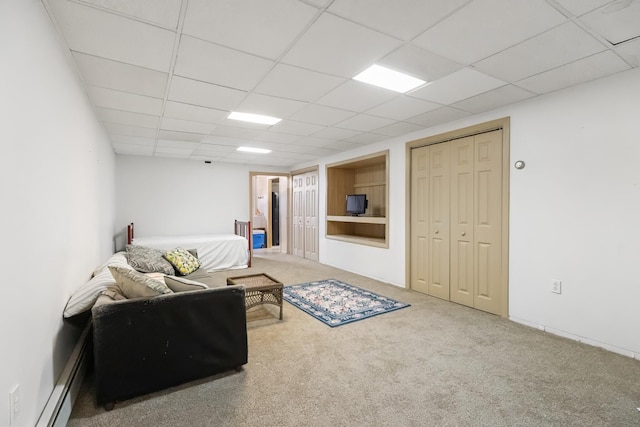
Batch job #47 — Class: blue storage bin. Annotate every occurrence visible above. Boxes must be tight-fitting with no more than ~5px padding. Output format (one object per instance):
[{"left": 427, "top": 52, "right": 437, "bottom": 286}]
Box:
[{"left": 252, "top": 230, "right": 265, "bottom": 249}]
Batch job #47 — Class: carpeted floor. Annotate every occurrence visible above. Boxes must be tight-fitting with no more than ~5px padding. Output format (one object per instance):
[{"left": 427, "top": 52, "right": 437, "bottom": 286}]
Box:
[{"left": 68, "top": 252, "right": 640, "bottom": 426}]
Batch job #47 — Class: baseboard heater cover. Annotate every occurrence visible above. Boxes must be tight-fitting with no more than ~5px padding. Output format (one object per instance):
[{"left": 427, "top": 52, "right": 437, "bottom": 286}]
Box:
[{"left": 36, "top": 320, "right": 92, "bottom": 427}]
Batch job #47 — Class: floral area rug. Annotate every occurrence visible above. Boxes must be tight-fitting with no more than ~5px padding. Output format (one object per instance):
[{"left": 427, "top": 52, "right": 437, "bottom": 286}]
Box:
[{"left": 283, "top": 279, "right": 410, "bottom": 327}]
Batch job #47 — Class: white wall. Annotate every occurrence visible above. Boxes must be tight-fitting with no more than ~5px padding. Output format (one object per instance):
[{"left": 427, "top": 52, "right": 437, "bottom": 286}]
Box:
[
  {"left": 302, "top": 68, "right": 640, "bottom": 358},
  {"left": 0, "top": 1, "right": 116, "bottom": 425},
  {"left": 115, "top": 155, "right": 285, "bottom": 247}
]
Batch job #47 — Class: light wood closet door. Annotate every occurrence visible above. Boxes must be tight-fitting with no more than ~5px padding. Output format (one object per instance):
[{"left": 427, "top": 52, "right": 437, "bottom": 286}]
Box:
[
  {"left": 450, "top": 136, "right": 475, "bottom": 307},
  {"left": 410, "top": 146, "right": 429, "bottom": 294},
  {"left": 472, "top": 130, "right": 503, "bottom": 315},
  {"left": 428, "top": 143, "right": 450, "bottom": 300}
]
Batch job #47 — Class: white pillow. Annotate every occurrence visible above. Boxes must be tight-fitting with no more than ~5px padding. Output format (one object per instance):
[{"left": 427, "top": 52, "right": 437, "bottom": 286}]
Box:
[{"left": 63, "top": 252, "right": 133, "bottom": 318}]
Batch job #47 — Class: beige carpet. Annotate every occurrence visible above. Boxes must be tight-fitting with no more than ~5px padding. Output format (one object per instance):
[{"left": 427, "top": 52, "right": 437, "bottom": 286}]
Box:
[{"left": 68, "top": 252, "right": 640, "bottom": 426}]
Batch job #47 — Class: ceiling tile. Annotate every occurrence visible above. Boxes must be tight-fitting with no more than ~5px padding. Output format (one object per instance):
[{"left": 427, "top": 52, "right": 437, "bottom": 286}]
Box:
[
  {"left": 88, "top": 86, "right": 163, "bottom": 115},
  {"left": 615, "top": 37, "right": 640, "bottom": 66},
  {"left": 235, "top": 93, "right": 307, "bottom": 118},
  {"left": 158, "top": 130, "right": 206, "bottom": 142},
  {"left": 322, "top": 140, "right": 367, "bottom": 151},
  {"left": 111, "top": 135, "right": 156, "bottom": 146},
  {"left": 163, "top": 101, "right": 228, "bottom": 124},
  {"left": 98, "top": 108, "right": 160, "bottom": 128},
  {"left": 183, "top": 0, "right": 318, "bottom": 59},
  {"left": 289, "top": 104, "right": 356, "bottom": 126},
  {"left": 168, "top": 76, "right": 246, "bottom": 111},
  {"left": 474, "top": 22, "right": 607, "bottom": 82},
  {"left": 579, "top": 1, "right": 640, "bottom": 44},
  {"left": 174, "top": 36, "right": 273, "bottom": 91},
  {"left": 312, "top": 127, "right": 362, "bottom": 140},
  {"left": 78, "top": 0, "right": 183, "bottom": 29},
  {"left": 193, "top": 144, "right": 237, "bottom": 155},
  {"left": 379, "top": 44, "right": 463, "bottom": 83},
  {"left": 328, "top": 0, "right": 470, "bottom": 40},
  {"left": 516, "top": 51, "right": 630, "bottom": 94},
  {"left": 154, "top": 147, "right": 193, "bottom": 158},
  {"left": 373, "top": 121, "right": 424, "bottom": 137},
  {"left": 269, "top": 120, "right": 326, "bottom": 136},
  {"left": 160, "top": 117, "right": 216, "bottom": 134},
  {"left": 555, "top": 0, "right": 619, "bottom": 16},
  {"left": 316, "top": 80, "right": 397, "bottom": 113},
  {"left": 72, "top": 52, "right": 168, "bottom": 98},
  {"left": 409, "top": 68, "right": 506, "bottom": 104},
  {"left": 406, "top": 106, "right": 470, "bottom": 128},
  {"left": 365, "top": 96, "right": 440, "bottom": 120},
  {"left": 282, "top": 13, "right": 401, "bottom": 78},
  {"left": 413, "top": 0, "right": 567, "bottom": 65},
  {"left": 157, "top": 139, "right": 199, "bottom": 150},
  {"left": 104, "top": 122, "right": 157, "bottom": 138},
  {"left": 451, "top": 85, "right": 535, "bottom": 113},
  {"left": 254, "top": 64, "right": 345, "bottom": 102},
  {"left": 344, "top": 133, "right": 388, "bottom": 144},
  {"left": 335, "top": 114, "right": 395, "bottom": 132},
  {"left": 296, "top": 136, "right": 334, "bottom": 148},
  {"left": 52, "top": 0, "right": 175, "bottom": 72},
  {"left": 104, "top": 122, "right": 156, "bottom": 139}
]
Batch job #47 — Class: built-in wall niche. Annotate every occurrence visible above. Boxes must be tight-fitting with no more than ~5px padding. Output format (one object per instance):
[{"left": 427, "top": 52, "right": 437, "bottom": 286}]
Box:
[{"left": 326, "top": 150, "right": 388, "bottom": 248}]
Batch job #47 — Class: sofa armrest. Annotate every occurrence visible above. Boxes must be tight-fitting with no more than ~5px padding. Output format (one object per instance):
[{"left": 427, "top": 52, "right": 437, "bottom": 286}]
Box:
[{"left": 92, "top": 285, "right": 247, "bottom": 406}]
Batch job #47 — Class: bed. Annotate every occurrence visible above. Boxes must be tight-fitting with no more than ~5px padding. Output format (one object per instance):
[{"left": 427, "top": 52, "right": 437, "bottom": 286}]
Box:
[{"left": 126, "top": 220, "right": 252, "bottom": 271}]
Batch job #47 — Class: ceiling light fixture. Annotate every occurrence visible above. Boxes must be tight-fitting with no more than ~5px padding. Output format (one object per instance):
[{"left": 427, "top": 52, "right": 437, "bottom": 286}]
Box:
[
  {"left": 228, "top": 111, "right": 282, "bottom": 125},
  {"left": 237, "top": 146, "right": 272, "bottom": 154},
  {"left": 353, "top": 64, "right": 426, "bottom": 93}
]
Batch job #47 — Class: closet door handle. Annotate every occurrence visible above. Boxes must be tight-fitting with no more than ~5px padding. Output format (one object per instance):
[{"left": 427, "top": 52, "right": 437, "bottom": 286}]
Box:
[
  {"left": 434, "top": 229, "right": 439, "bottom": 234},
  {"left": 461, "top": 232, "right": 466, "bottom": 237}
]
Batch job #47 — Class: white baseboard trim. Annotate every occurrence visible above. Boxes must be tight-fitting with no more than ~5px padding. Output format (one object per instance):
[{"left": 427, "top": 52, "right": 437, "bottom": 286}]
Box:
[{"left": 36, "top": 320, "right": 92, "bottom": 427}]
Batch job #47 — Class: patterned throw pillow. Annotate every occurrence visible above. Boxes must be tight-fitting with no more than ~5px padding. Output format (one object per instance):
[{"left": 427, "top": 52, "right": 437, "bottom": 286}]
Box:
[
  {"left": 126, "top": 245, "right": 175, "bottom": 275},
  {"left": 163, "top": 247, "right": 201, "bottom": 276},
  {"left": 108, "top": 266, "right": 173, "bottom": 299}
]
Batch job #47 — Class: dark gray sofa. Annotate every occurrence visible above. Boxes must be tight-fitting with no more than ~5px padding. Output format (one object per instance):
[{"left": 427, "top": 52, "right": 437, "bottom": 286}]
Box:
[{"left": 91, "top": 271, "right": 248, "bottom": 409}]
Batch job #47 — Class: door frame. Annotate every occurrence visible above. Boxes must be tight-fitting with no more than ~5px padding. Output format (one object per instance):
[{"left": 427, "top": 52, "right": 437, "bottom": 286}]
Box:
[
  {"left": 404, "top": 117, "right": 511, "bottom": 317},
  {"left": 249, "top": 171, "right": 290, "bottom": 253}
]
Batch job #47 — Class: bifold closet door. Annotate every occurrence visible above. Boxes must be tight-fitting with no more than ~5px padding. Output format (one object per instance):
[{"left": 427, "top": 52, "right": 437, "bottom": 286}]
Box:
[
  {"left": 303, "top": 172, "right": 319, "bottom": 261},
  {"left": 427, "top": 143, "right": 450, "bottom": 300},
  {"left": 471, "top": 130, "right": 503, "bottom": 315},
  {"left": 410, "top": 146, "right": 429, "bottom": 294},
  {"left": 292, "top": 175, "right": 305, "bottom": 258}
]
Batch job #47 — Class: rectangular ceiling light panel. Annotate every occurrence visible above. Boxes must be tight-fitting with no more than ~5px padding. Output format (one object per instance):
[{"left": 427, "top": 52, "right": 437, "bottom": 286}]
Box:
[
  {"left": 237, "top": 146, "right": 272, "bottom": 154},
  {"left": 228, "top": 111, "right": 282, "bottom": 125},
  {"left": 353, "top": 64, "right": 426, "bottom": 93}
]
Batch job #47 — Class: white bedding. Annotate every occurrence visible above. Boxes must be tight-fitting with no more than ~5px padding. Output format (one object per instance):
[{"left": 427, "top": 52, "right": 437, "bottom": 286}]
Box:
[{"left": 132, "top": 234, "right": 249, "bottom": 272}]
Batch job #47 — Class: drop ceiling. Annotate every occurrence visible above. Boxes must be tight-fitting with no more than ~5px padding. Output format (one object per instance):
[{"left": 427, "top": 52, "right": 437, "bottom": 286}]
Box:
[{"left": 44, "top": 0, "right": 640, "bottom": 167}]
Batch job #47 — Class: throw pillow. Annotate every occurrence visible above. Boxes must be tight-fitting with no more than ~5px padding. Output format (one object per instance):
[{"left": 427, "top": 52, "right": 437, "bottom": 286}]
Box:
[
  {"left": 164, "top": 275, "right": 209, "bottom": 293},
  {"left": 163, "top": 247, "right": 201, "bottom": 276},
  {"left": 126, "top": 245, "right": 175, "bottom": 275},
  {"left": 108, "top": 266, "right": 173, "bottom": 299}
]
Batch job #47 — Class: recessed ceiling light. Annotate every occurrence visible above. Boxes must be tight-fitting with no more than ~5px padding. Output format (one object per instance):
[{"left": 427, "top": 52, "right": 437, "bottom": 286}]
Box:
[
  {"left": 237, "top": 146, "right": 272, "bottom": 154},
  {"left": 353, "top": 64, "right": 426, "bottom": 93},
  {"left": 228, "top": 111, "right": 282, "bottom": 125}
]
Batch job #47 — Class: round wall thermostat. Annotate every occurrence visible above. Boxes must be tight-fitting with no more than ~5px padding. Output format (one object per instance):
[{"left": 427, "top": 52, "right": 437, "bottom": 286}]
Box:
[{"left": 514, "top": 160, "right": 525, "bottom": 169}]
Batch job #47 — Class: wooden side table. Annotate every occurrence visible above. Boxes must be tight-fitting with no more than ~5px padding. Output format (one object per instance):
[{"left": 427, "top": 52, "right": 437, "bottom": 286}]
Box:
[{"left": 226, "top": 273, "right": 283, "bottom": 320}]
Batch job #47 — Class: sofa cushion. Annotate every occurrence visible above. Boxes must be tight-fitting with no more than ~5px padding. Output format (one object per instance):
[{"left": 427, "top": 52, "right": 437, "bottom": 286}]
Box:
[
  {"left": 164, "top": 275, "right": 209, "bottom": 292},
  {"left": 126, "top": 245, "right": 175, "bottom": 275},
  {"left": 63, "top": 252, "right": 132, "bottom": 318},
  {"left": 109, "top": 266, "right": 173, "bottom": 299},
  {"left": 163, "top": 247, "right": 201, "bottom": 276}
]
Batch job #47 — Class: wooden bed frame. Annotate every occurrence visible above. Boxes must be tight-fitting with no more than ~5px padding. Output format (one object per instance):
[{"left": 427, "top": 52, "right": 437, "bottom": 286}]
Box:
[{"left": 126, "top": 220, "right": 252, "bottom": 268}]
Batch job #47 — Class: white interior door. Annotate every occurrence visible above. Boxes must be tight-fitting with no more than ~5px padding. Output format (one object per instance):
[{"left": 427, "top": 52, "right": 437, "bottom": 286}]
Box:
[
  {"left": 292, "top": 175, "right": 304, "bottom": 258},
  {"left": 304, "top": 172, "right": 319, "bottom": 261}
]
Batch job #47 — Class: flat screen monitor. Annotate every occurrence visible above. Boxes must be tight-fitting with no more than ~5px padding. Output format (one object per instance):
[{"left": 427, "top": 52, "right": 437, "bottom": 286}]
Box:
[{"left": 346, "top": 194, "right": 368, "bottom": 216}]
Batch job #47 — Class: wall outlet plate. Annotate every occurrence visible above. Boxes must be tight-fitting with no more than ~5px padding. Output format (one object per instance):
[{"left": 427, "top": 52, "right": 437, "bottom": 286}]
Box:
[{"left": 551, "top": 280, "right": 562, "bottom": 294}]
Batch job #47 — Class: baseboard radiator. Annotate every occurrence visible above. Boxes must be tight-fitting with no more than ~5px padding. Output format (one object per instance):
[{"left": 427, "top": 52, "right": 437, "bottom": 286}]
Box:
[{"left": 36, "top": 321, "right": 92, "bottom": 427}]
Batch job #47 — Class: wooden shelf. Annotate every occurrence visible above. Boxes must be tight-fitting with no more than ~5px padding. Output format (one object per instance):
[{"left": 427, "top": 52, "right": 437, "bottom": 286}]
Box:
[
  {"left": 326, "top": 151, "right": 389, "bottom": 248},
  {"left": 327, "top": 215, "right": 386, "bottom": 224}
]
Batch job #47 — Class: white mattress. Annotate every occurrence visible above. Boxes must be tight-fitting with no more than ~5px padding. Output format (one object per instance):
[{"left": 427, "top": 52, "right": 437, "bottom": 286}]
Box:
[{"left": 132, "top": 234, "right": 249, "bottom": 272}]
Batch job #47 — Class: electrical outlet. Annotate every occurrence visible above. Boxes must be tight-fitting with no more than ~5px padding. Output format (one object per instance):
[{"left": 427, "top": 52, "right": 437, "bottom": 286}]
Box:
[
  {"left": 9, "top": 385, "right": 19, "bottom": 426},
  {"left": 551, "top": 280, "right": 562, "bottom": 294}
]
